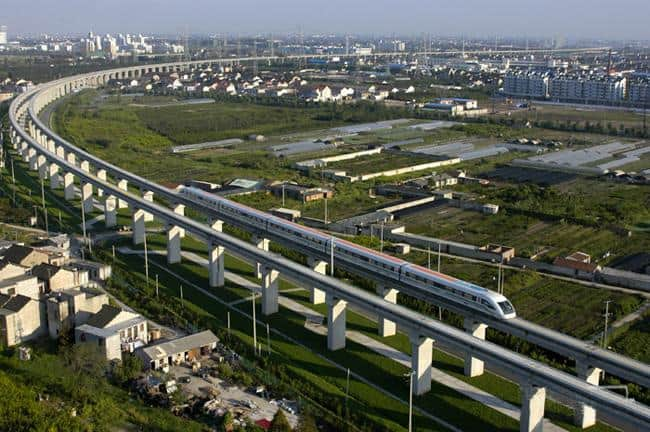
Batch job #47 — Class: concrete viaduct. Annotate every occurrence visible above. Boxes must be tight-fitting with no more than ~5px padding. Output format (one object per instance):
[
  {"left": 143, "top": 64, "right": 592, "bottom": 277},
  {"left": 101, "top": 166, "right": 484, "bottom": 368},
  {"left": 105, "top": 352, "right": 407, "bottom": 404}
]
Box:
[{"left": 7, "top": 55, "right": 649, "bottom": 432}]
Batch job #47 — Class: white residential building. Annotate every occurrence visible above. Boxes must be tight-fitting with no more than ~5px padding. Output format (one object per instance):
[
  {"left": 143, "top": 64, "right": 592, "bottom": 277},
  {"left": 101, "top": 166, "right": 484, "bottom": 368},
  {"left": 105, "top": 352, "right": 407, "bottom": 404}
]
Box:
[
  {"left": 75, "top": 305, "right": 148, "bottom": 361},
  {"left": 47, "top": 288, "right": 108, "bottom": 338},
  {"left": 629, "top": 80, "right": 650, "bottom": 106},
  {"left": 0, "top": 294, "right": 46, "bottom": 346},
  {"left": 503, "top": 71, "right": 550, "bottom": 98}
]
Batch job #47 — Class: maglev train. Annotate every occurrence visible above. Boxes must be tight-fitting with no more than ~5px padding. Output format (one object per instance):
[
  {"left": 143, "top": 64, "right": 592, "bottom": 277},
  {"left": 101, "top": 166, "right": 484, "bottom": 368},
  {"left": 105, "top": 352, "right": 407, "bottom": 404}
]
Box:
[{"left": 179, "top": 186, "right": 517, "bottom": 320}]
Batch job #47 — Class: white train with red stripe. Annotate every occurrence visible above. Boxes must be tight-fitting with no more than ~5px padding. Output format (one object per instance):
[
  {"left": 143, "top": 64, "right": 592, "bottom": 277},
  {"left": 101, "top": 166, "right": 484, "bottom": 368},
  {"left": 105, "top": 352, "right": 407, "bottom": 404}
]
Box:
[{"left": 180, "top": 186, "right": 516, "bottom": 319}]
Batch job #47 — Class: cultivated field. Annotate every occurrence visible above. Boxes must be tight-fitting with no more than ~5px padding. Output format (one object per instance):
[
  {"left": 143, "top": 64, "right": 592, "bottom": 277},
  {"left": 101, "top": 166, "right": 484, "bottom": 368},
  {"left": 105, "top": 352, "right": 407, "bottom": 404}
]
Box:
[{"left": 398, "top": 204, "right": 650, "bottom": 263}]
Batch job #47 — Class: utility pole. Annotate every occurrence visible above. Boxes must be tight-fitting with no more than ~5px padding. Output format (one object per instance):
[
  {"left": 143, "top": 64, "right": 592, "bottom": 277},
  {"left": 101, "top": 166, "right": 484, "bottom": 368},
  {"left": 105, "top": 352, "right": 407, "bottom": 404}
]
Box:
[
  {"left": 324, "top": 198, "right": 328, "bottom": 224},
  {"left": 143, "top": 231, "right": 149, "bottom": 287},
  {"left": 602, "top": 300, "right": 613, "bottom": 349},
  {"left": 80, "top": 198, "right": 87, "bottom": 260},
  {"left": 427, "top": 246, "right": 431, "bottom": 269},
  {"left": 155, "top": 274, "right": 159, "bottom": 298},
  {"left": 437, "top": 242, "right": 441, "bottom": 272},
  {"left": 252, "top": 288, "right": 257, "bottom": 353},
  {"left": 408, "top": 371, "right": 414, "bottom": 432},
  {"left": 345, "top": 367, "right": 351, "bottom": 406},
  {"left": 330, "top": 236, "right": 335, "bottom": 276},
  {"left": 380, "top": 222, "right": 384, "bottom": 252},
  {"left": 266, "top": 323, "right": 271, "bottom": 355},
  {"left": 10, "top": 158, "right": 15, "bottom": 207},
  {"left": 497, "top": 262, "right": 502, "bottom": 294},
  {"left": 281, "top": 183, "right": 285, "bottom": 207},
  {"left": 40, "top": 176, "right": 49, "bottom": 236}
]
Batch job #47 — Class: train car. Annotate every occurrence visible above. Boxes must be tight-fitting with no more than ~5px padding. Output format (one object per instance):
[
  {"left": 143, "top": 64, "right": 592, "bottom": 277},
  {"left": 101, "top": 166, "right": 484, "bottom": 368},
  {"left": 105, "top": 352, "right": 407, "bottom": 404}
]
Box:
[
  {"left": 180, "top": 186, "right": 517, "bottom": 320},
  {"left": 400, "top": 264, "right": 516, "bottom": 319},
  {"left": 267, "top": 217, "right": 330, "bottom": 253},
  {"left": 180, "top": 186, "right": 271, "bottom": 230},
  {"left": 332, "top": 238, "right": 405, "bottom": 280}
]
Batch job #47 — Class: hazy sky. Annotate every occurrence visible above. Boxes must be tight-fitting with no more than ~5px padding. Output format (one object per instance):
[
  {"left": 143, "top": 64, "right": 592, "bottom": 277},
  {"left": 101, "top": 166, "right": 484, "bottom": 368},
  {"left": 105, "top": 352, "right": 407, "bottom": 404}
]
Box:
[{"left": 1, "top": 0, "right": 648, "bottom": 40}]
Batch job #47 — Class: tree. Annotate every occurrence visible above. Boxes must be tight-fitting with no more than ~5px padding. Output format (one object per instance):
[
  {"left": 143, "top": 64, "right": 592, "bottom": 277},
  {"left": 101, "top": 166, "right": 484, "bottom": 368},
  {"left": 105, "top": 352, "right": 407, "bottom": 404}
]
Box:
[
  {"left": 295, "top": 414, "right": 318, "bottom": 432},
  {"left": 112, "top": 354, "right": 143, "bottom": 385},
  {"left": 218, "top": 411, "right": 234, "bottom": 432},
  {"left": 269, "top": 409, "right": 292, "bottom": 432}
]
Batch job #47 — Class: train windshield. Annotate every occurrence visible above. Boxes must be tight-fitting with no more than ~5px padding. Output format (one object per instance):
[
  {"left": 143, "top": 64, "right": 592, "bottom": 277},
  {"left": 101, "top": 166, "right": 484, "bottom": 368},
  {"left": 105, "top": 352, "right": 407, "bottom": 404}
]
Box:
[{"left": 498, "top": 301, "right": 515, "bottom": 315}]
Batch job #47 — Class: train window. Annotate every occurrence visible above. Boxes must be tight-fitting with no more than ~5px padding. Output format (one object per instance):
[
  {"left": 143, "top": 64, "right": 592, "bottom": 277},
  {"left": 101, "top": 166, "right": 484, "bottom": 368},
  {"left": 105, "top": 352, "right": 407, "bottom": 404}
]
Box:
[{"left": 498, "top": 301, "right": 514, "bottom": 314}]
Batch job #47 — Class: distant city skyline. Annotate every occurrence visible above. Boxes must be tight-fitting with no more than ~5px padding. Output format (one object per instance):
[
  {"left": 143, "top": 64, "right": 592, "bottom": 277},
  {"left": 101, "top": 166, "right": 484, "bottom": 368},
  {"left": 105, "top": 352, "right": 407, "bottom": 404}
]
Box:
[{"left": 0, "top": 0, "right": 648, "bottom": 40}]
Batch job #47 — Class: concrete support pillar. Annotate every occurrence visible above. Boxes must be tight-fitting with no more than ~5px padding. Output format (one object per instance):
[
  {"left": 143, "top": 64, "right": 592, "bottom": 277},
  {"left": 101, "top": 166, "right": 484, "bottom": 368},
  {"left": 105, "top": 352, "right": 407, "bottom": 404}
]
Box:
[
  {"left": 261, "top": 266, "right": 279, "bottom": 315},
  {"left": 63, "top": 173, "right": 75, "bottom": 200},
  {"left": 96, "top": 169, "right": 107, "bottom": 198},
  {"left": 307, "top": 257, "right": 327, "bottom": 304},
  {"left": 173, "top": 204, "right": 185, "bottom": 237},
  {"left": 37, "top": 155, "right": 48, "bottom": 179},
  {"left": 574, "top": 363, "right": 601, "bottom": 429},
  {"left": 209, "top": 217, "right": 223, "bottom": 232},
  {"left": 66, "top": 152, "right": 76, "bottom": 167},
  {"left": 253, "top": 236, "right": 270, "bottom": 279},
  {"left": 377, "top": 285, "right": 398, "bottom": 337},
  {"left": 142, "top": 190, "right": 154, "bottom": 222},
  {"left": 55, "top": 145, "right": 65, "bottom": 159},
  {"left": 81, "top": 182, "right": 93, "bottom": 214},
  {"left": 49, "top": 163, "right": 60, "bottom": 189},
  {"left": 167, "top": 225, "right": 182, "bottom": 264},
  {"left": 28, "top": 149, "right": 38, "bottom": 170},
  {"left": 208, "top": 242, "right": 225, "bottom": 288},
  {"left": 104, "top": 195, "right": 117, "bottom": 228},
  {"left": 132, "top": 209, "right": 145, "bottom": 245},
  {"left": 410, "top": 333, "right": 434, "bottom": 395},
  {"left": 80, "top": 160, "right": 90, "bottom": 173},
  {"left": 520, "top": 384, "right": 546, "bottom": 432},
  {"left": 464, "top": 318, "right": 487, "bottom": 377},
  {"left": 326, "top": 294, "right": 347, "bottom": 351},
  {"left": 117, "top": 179, "right": 128, "bottom": 208}
]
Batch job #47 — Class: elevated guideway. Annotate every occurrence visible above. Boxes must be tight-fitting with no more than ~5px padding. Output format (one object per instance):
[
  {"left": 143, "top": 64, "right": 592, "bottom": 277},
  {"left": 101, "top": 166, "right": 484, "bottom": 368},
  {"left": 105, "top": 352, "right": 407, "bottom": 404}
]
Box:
[{"left": 7, "top": 53, "right": 649, "bottom": 431}]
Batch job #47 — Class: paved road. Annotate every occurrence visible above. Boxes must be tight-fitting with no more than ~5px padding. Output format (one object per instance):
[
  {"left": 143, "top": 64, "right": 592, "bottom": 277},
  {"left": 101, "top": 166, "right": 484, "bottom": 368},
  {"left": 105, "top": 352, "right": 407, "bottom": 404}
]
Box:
[{"left": 118, "top": 245, "right": 567, "bottom": 431}]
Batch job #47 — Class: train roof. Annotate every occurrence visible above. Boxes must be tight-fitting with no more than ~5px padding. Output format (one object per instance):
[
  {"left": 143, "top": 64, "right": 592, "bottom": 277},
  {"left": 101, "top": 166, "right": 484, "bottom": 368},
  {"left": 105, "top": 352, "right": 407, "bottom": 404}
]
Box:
[
  {"left": 271, "top": 217, "right": 331, "bottom": 240},
  {"left": 335, "top": 238, "right": 406, "bottom": 265}
]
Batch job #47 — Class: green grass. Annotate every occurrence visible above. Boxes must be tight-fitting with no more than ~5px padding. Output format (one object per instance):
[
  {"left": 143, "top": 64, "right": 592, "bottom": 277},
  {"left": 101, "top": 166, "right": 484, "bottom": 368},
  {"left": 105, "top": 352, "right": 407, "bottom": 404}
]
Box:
[
  {"left": 611, "top": 314, "right": 650, "bottom": 363},
  {"left": 1, "top": 139, "right": 625, "bottom": 431},
  {"left": 232, "top": 187, "right": 398, "bottom": 222},
  {"left": 0, "top": 344, "right": 206, "bottom": 432}
]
